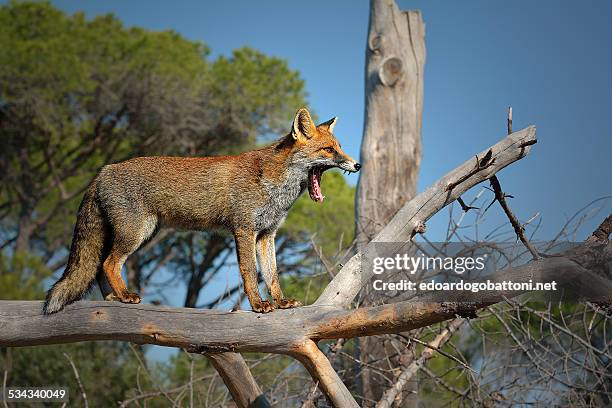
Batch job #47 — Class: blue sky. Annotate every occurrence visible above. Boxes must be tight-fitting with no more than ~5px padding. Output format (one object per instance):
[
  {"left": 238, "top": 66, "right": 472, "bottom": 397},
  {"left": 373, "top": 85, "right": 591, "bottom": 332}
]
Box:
[
  {"left": 36, "top": 0, "right": 611, "bottom": 361},
  {"left": 46, "top": 0, "right": 611, "bottom": 241}
]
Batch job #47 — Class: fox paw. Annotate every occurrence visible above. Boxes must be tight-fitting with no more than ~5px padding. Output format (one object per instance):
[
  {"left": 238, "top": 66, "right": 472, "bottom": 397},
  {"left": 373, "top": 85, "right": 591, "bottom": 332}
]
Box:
[
  {"left": 252, "top": 299, "right": 275, "bottom": 313},
  {"left": 275, "top": 298, "right": 301, "bottom": 309},
  {"left": 118, "top": 292, "right": 141, "bottom": 304}
]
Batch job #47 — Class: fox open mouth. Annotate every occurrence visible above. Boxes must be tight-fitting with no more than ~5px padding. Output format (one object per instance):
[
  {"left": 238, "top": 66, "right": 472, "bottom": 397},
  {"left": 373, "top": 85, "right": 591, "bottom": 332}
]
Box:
[{"left": 308, "top": 166, "right": 330, "bottom": 203}]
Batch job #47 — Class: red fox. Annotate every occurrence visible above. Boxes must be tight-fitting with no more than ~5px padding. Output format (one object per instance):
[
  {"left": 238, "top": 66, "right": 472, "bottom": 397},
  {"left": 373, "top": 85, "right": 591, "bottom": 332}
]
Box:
[{"left": 43, "top": 108, "right": 360, "bottom": 314}]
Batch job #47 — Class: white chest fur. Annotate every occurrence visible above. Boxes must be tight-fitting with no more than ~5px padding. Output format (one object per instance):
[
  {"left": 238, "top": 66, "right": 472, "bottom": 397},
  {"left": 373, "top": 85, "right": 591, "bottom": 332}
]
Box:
[{"left": 255, "top": 165, "right": 307, "bottom": 232}]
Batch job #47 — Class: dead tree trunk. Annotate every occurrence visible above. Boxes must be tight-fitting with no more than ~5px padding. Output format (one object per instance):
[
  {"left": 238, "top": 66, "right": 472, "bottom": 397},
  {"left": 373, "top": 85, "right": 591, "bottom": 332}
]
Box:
[
  {"left": 356, "top": 0, "right": 426, "bottom": 404},
  {"left": 356, "top": 0, "right": 425, "bottom": 243}
]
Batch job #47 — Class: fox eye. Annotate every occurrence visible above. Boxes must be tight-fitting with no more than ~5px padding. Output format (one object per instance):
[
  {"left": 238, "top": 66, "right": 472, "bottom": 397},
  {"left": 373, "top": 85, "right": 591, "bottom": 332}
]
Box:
[{"left": 323, "top": 147, "right": 335, "bottom": 154}]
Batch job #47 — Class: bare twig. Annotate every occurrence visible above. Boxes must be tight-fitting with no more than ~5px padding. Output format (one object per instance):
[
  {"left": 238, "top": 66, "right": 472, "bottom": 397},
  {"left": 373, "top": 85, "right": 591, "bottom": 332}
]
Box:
[
  {"left": 2, "top": 369, "right": 8, "bottom": 408},
  {"left": 118, "top": 374, "right": 215, "bottom": 408},
  {"left": 189, "top": 355, "right": 194, "bottom": 408},
  {"left": 406, "top": 327, "right": 472, "bottom": 373},
  {"left": 128, "top": 344, "right": 175, "bottom": 406},
  {"left": 457, "top": 196, "right": 479, "bottom": 212},
  {"left": 488, "top": 176, "right": 540, "bottom": 260},
  {"left": 63, "top": 353, "right": 88, "bottom": 408},
  {"left": 487, "top": 107, "right": 540, "bottom": 260},
  {"left": 310, "top": 236, "right": 336, "bottom": 278}
]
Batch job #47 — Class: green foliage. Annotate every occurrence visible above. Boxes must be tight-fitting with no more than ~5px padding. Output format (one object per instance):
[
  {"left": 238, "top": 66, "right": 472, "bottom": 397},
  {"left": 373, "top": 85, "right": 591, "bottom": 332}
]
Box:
[
  {"left": 0, "top": 251, "right": 50, "bottom": 300},
  {"left": 209, "top": 47, "right": 307, "bottom": 138}
]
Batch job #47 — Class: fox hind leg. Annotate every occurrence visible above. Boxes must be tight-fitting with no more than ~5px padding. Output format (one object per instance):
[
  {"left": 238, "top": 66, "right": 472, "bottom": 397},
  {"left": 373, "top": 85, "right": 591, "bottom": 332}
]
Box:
[
  {"left": 102, "top": 214, "right": 157, "bottom": 304},
  {"left": 102, "top": 250, "right": 140, "bottom": 303}
]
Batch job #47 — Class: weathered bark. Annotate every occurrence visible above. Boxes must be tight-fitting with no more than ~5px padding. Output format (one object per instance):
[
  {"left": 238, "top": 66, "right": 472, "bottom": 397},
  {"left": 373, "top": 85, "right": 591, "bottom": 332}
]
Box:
[
  {"left": 355, "top": 1, "right": 426, "bottom": 402},
  {"left": 2, "top": 248, "right": 610, "bottom": 349}
]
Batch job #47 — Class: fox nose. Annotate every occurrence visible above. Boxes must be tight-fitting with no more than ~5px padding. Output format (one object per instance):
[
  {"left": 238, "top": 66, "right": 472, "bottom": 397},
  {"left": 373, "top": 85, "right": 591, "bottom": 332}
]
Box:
[{"left": 354, "top": 163, "right": 361, "bottom": 171}]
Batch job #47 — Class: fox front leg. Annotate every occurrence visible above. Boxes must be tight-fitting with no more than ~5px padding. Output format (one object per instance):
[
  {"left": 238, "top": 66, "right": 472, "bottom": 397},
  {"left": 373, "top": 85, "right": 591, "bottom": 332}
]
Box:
[
  {"left": 256, "top": 230, "right": 301, "bottom": 309},
  {"left": 234, "top": 230, "right": 274, "bottom": 313}
]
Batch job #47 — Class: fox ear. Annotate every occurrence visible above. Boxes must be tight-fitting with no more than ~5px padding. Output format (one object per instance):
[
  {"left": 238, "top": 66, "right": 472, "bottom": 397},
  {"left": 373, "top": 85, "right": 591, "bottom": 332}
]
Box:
[
  {"left": 292, "top": 108, "right": 316, "bottom": 140},
  {"left": 319, "top": 117, "right": 338, "bottom": 133}
]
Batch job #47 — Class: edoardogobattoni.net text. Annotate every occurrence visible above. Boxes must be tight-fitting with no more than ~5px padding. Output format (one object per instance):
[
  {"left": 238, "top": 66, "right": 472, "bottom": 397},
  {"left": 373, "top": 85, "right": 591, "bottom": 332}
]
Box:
[{"left": 372, "top": 279, "right": 558, "bottom": 293}]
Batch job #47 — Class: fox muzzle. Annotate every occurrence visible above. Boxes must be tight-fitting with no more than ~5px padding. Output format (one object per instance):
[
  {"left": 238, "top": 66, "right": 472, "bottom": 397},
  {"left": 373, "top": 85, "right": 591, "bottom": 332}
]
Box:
[{"left": 337, "top": 160, "right": 361, "bottom": 173}]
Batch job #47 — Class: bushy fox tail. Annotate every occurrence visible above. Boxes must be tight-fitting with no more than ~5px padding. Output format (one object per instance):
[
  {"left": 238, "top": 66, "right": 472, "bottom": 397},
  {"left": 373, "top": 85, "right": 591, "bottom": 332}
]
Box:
[{"left": 43, "top": 182, "right": 108, "bottom": 314}]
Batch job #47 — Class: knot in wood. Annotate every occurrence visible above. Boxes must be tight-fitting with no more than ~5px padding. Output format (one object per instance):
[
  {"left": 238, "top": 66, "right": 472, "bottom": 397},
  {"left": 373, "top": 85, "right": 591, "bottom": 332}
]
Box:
[
  {"left": 414, "top": 221, "right": 427, "bottom": 234},
  {"left": 379, "top": 57, "right": 403, "bottom": 87},
  {"left": 368, "top": 34, "right": 384, "bottom": 53}
]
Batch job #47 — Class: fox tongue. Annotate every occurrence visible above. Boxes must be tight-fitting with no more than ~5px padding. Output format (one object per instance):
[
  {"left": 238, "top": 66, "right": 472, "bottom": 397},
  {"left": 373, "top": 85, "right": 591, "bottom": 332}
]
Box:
[{"left": 308, "top": 168, "right": 324, "bottom": 203}]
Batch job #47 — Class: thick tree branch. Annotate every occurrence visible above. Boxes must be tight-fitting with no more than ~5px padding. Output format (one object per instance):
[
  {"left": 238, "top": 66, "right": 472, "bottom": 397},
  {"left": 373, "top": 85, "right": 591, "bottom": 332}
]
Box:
[{"left": 2, "top": 246, "right": 610, "bottom": 351}]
